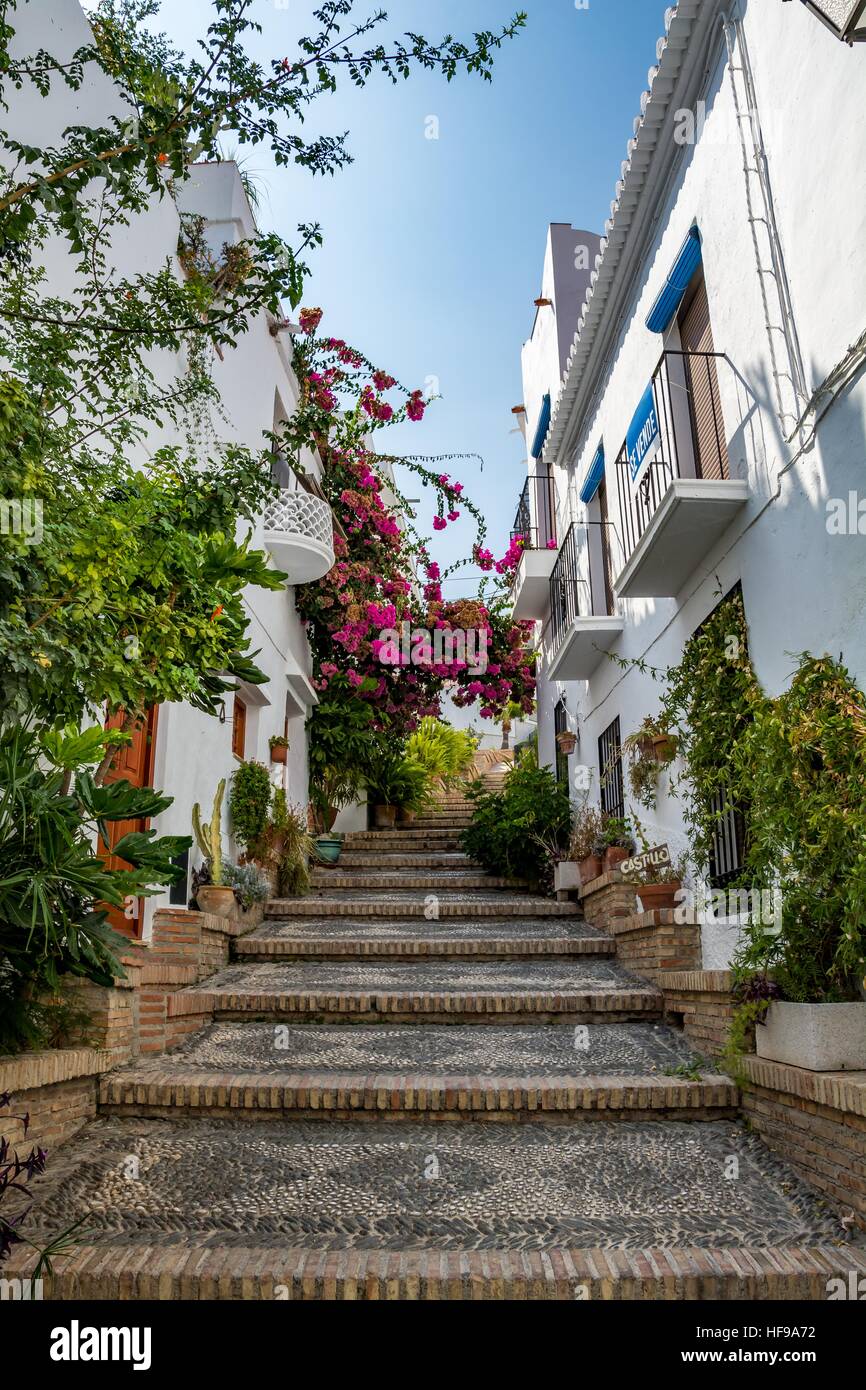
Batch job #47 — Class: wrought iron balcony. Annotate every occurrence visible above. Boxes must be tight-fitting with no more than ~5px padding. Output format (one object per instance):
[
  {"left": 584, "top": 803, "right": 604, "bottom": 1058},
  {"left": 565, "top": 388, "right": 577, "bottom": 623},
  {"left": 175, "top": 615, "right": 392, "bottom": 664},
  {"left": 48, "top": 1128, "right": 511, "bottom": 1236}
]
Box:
[
  {"left": 613, "top": 349, "right": 749, "bottom": 599},
  {"left": 263, "top": 488, "right": 335, "bottom": 584},
  {"left": 509, "top": 471, "right": 559, "bottom": 620},
  {"left": 546, "top": 522, "right": 624, "bottom": 681}
]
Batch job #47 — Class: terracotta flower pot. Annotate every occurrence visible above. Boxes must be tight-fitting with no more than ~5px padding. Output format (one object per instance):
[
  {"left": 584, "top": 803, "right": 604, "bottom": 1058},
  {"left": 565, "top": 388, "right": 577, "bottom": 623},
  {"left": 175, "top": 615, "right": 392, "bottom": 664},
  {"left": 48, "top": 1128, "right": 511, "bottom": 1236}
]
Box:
[
  {"left": 651, "top": 733, "right": 677, "bottom": 762},
  {"left": 635, "top": 735, "right": 656, "bottom": 758},
  {"left": 578, "top": 853, "right": 603, "bottom": 885},
  {"left": 373, "top": 804, "right": 397, "bottom": 830},
  {"left": 270, "top": 743, "right": 288, "bottom": 764},
  {"left": 604, "top": 845, "right": 630, "bottom": 872},
  {"left": 195, "top": 885, "right": 237, "bottom": 919},
  {"left": 636, "top": 879, "right": 682, "bottom": 912},
  {"left": 556, "top": 731, "right": 577, "bottom": 755}
]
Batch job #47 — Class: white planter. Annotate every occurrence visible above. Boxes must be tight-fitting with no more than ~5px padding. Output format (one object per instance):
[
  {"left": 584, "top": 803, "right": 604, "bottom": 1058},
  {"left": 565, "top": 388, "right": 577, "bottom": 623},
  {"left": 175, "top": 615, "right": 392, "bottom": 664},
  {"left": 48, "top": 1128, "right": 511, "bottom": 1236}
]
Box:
[
  {"left": 554, "top": 861, "right": 582, "bottom": 894},
  {"left": 756, "top": 1001, "right": 866, "bottom": 1072}
]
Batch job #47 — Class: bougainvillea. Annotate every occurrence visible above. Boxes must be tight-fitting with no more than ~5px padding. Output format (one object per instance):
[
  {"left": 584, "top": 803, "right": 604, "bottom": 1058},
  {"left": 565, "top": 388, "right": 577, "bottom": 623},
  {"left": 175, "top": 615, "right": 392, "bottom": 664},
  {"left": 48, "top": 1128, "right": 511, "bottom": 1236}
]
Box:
[{"left": 288, "top": 313, "right": 536, "bottom": 738}]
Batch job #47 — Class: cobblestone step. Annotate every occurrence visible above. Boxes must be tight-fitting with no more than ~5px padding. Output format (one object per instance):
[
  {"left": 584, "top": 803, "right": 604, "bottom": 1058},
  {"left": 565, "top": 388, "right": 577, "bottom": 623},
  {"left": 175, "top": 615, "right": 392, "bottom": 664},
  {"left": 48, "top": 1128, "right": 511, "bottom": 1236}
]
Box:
[
  {"left": 236, "top": 916, "right": 610, "bottom": 960},
  {"left": 308, "top": 871, "right": 521, "bottom": 890},
  {"left": 98, "top": 1021, "right": 737, "bottom": 1122},
  {"left": 336, "top": 852, "right": 472, "bottom": 868},
  {"left": 11, "top": 1117, "right": 864, "bottom": 1300},
  {"left": 180, "top": 960, "right": 664, "bottom": 1023},
  {"left": 266, "top": 893, "right": 582, "bottom": 919}
]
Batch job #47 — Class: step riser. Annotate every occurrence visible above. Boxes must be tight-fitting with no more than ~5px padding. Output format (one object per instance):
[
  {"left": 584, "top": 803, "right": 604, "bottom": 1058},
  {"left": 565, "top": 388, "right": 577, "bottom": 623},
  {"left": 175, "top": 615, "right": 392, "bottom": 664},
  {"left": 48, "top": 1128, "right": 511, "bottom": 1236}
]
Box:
[
  {"left": 210, "top": 1007, "right": 663, "bottom": 1025},
  {"left": 267, "top": 903, "right": 581, "bottom": 919},
  {"left": 23, "top": 1248, "right": 863, "bottom": 1301},
  {"left": 336, "top": 856, "right": 472, "bottom": 868},
  {"left": 308, "top": 878, "right": 519, "bottom": 891},
  {"left": 235, "top": 943, "right": 614, "bottom": 961}
]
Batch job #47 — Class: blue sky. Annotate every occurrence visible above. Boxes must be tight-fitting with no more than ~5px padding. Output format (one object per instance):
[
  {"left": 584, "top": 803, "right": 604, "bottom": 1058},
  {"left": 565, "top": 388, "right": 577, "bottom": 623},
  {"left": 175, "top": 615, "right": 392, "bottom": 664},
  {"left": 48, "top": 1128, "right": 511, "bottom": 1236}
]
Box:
[{"left": 156, "top": 0, "right": 670, "bottom": 592}]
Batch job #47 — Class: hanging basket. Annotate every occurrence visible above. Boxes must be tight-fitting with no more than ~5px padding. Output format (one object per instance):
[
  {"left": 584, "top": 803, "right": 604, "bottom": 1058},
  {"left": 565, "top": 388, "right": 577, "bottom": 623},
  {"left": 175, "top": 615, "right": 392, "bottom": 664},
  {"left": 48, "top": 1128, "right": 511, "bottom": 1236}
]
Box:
[{"left": 556, "top": 731, "right": 577, "bottom": 755}]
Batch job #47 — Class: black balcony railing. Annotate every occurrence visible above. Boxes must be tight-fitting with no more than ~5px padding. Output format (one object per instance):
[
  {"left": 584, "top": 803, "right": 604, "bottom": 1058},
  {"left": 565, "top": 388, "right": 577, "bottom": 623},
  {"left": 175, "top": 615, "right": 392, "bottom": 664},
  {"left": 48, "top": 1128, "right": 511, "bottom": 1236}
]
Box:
[
  {"left": 511, "top": 471, "right": 557, "bottom": 550},
  {"left": 548, "top": 522, "right": 618, "bottom": 653},
  {"left": 615, "top": 349, "right": 729, "bottom": 566}
]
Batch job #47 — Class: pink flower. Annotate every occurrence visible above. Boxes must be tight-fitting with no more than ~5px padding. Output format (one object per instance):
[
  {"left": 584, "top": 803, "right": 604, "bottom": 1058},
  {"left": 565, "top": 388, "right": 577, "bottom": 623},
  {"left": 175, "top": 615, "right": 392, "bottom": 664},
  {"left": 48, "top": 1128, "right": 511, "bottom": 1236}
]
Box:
[
  {"left": 407, "top": 391, "right": 425, "bottom": 422},
  {"left": 447, "top": 511, "right": 460, "bottom": 523},
  {"left": 373, "top": 371, "right": 396, "bottom": 391},
  {"left": 432, "top": 516, "right": 447, "bottom": 531},
  {"left": 299, "top": 307, "right": 323, "bottom": 335}
]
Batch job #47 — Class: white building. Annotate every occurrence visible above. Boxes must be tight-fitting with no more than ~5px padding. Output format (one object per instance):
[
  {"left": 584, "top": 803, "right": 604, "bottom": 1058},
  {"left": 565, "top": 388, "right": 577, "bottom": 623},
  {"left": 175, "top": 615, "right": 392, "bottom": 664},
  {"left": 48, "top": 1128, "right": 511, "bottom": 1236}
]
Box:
[
  {"left": 509, "top": 0, "right": 866, "bottom": 966},
  {"left": 4, "top": 0, "right": 334, "bottom": 936}
]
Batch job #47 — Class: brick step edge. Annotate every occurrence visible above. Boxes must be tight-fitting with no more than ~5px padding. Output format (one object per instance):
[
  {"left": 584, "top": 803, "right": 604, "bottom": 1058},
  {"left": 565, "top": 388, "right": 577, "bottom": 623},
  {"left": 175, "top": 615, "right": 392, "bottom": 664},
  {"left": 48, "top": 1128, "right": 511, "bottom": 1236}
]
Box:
[
  {"left": 99, "top": 1070, "right": 738, "bottom": 1118},
  {"left": 9, "top": 1244, "right": 865, "bottom": 1300},
  {"left": 181, "top": 987, "right": 663, "bottom": 1023},
  {"left": 234, "top": 936, "right": 614, "bottom": 959},
  {"left": 265, "top": 901, "right": 582, "bottom": 919}
]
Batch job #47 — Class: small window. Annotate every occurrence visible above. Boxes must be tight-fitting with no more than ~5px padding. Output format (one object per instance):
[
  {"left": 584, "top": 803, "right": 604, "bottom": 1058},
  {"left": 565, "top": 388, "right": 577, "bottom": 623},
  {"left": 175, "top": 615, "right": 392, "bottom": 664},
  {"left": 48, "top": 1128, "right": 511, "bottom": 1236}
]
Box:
[
  {"left": 554, "top": 700, "right": 569, "bottom": 786},
  {"left": 598, "top": 716, "right": 625, "bottom": 819},
  {"left": 232, "top": 696, "right": 247, "bottom": 759}
]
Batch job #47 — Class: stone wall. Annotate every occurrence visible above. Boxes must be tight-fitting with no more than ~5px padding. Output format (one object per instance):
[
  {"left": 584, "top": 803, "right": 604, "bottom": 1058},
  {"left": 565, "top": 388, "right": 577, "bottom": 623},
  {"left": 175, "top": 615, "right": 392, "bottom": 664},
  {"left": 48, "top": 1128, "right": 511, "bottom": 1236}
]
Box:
[
  {"left": 608, "top": 910, "right": 701, "bottom": 982},
  {"left": 741, "top": 1058, "right": 866, "bottom": 1229},
  {"left": 657, "top": 970, "right": 736, "bottom": 1060}
]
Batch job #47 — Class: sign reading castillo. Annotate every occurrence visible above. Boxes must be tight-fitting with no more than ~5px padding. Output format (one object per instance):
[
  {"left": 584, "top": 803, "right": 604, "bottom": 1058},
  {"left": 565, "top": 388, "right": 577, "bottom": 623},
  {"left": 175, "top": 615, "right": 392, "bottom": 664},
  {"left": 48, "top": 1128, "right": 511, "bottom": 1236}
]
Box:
[{"left": 620, "top": 844, "right": 672, "bottom": 879}]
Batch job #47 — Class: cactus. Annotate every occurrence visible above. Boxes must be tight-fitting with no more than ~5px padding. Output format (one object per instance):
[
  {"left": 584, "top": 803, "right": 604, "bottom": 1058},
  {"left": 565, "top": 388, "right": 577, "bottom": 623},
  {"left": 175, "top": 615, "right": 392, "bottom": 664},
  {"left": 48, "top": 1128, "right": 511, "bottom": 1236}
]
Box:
[{"left": 192, "top": 779, "right": 226, "bottom": 885}]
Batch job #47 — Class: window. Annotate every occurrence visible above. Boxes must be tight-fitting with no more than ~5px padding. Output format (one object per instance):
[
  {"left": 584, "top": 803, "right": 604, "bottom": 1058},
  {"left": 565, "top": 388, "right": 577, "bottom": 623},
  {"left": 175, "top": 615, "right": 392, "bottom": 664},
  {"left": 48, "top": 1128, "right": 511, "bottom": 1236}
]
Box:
[
  {"left": 232, "top": 696, "right": 247, "bottom": 759},
  {"left": 598, "top": 716, "right": 624, "bottom": 819},
  {"left": 554, "top": 700, "right": 569, "bottom": 785},
  {"left": 708, "top": 785, "right": 748, "bottom": 889}
]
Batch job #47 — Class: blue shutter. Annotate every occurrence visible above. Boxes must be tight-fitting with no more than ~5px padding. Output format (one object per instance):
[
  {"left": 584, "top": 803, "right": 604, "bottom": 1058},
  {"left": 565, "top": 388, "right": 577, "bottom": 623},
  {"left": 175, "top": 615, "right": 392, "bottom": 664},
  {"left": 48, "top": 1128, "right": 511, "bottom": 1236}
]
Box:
[
  {"left": 579, "top": 443, "right": 605, "bottom": 505},
  {"left": 530, "top": 393, "right": 552, "bottom": 459},
  {"left": 645, "top": 226, "right": 703, "bottom": 333}
]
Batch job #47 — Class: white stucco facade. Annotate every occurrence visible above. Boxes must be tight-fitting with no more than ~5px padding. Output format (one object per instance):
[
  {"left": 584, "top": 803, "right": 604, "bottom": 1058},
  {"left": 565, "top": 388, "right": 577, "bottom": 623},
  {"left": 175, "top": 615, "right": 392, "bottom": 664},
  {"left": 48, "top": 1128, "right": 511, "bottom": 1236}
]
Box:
[
  {"left": 4, "top": 0, "right": 331, "bottom": 935},
  {"left": 510, "top": 0, "right": 866, "bottom": 967}
]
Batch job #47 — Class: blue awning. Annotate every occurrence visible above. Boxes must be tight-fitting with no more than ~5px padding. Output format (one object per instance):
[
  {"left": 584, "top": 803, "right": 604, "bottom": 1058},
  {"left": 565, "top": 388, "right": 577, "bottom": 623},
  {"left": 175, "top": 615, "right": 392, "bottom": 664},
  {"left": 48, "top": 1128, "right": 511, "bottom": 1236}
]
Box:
[
  {"left": 645, "top": 226, "right": 702, "bottom": 333},
  {"left": 579, "top": 442, "right": 605, "bottom": 505},
  {"left": 530, "top": 393, "right": 551, "bottom": 459}
]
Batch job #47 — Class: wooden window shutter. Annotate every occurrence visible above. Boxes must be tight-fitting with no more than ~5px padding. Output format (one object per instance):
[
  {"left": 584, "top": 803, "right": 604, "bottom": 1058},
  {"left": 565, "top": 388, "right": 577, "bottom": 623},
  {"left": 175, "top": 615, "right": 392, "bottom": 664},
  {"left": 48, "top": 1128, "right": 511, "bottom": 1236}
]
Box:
[{"left": 232, "top": 696, "right": 247, "bottom": 759}]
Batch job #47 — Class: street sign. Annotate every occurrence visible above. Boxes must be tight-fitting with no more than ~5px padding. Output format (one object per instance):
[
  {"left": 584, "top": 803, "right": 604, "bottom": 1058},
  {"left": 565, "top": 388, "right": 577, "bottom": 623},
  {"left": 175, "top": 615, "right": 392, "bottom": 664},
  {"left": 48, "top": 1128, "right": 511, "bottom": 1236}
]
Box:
[{"left": 620, "top": 843, "right": 671, "bottom": 878}]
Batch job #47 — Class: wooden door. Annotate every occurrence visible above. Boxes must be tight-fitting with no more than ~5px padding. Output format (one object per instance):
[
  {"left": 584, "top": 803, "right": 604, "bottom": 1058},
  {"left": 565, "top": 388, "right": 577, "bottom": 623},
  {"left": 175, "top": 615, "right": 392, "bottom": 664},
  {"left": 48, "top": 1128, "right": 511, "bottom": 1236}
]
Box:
[
  {"left": 678, "top": 277, "right": 729, "bottom": 481},
  {"left": 102, "top": 706, "right": 159, "bottom": 937}
]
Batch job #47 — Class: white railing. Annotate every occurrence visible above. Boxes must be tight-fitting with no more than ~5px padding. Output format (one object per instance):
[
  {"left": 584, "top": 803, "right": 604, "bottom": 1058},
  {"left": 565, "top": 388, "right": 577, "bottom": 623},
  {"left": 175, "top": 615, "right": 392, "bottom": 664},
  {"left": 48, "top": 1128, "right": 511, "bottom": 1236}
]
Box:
[{"left": 263, "top": 489, "right": 334, "bottom": 584}]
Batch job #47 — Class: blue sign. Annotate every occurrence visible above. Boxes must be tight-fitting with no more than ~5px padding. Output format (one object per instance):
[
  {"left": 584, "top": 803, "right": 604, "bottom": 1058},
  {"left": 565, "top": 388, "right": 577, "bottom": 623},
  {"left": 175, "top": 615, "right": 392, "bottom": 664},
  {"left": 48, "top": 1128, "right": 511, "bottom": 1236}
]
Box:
[{"left": 626, "top": 383, "right": 660, "bottom": 485}]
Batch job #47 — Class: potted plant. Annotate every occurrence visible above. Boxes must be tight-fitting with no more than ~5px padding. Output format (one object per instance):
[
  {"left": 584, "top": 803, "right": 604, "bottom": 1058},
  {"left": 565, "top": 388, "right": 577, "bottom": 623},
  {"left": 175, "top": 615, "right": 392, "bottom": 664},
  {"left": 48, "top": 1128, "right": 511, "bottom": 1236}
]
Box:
[
  {"left": 555, "top": 729, "right": 577, "bottom": 756},
  {"left": 598, "top": 814, "right": 636, "bottom": 873},
  {"left": 223, "top": 862, "right": 270, "bottom": 926},
  {"left": 363, "top": 749, "right": 419, "bottom": 831},
  {"left": 395, "top": 757, "right": 432, "bottom": 826},
  {"left": 269, "top": 734, "right": 289, "bottom": 765},
  {"left": 191, "top": 781, "right": 235, "bottom": 917},
  {"left": 632, "top": 856, "right": 687, "bottom": 912},
  {"left": 651, "top": 730, "right": 678, "bottom": 762},
  {"left": 565, "top": 802, "right": 604, "bottom": 887},
  {"left": 250, "top": 791, "right": 317, "bottom": 894}
]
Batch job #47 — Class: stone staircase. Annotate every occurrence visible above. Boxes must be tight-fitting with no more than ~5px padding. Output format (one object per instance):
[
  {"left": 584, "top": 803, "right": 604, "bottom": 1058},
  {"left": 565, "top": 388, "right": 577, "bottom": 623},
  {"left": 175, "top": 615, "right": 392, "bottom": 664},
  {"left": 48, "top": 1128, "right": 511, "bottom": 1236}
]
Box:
[{"left": 16, "top": 788, "right": 866, "bottom": 1299}]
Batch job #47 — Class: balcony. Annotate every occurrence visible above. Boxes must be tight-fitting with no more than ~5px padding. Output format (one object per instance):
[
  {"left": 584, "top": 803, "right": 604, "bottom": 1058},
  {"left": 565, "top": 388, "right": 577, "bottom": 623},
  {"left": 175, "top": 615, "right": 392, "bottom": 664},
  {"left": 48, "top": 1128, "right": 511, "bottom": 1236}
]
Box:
[
  {"left": 510, "top": 472, "right": 558, "bottom": 621},
  {"left": 613, "top": 350, "right": 749, "bottom": 599},
  {"left": 545, "top": 523, "right": 624, "bottom": 681},
  {"left": 263, "top": 488, "right": 334, "bottom": 584}
]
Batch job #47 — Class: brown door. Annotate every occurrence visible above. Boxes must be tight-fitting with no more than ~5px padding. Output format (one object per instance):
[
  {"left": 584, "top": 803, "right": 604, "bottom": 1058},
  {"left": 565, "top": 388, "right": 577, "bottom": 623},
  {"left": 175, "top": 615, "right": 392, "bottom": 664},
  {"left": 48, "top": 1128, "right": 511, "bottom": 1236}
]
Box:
[
  {"left": 597, "top": 482, "right": 616, "bottom": 616},
  {"left": 678, "top": 277, "right": 729, "bottom": 481},
  {"left": 102, "top": 706, "right": 159, "bottom": 937}
]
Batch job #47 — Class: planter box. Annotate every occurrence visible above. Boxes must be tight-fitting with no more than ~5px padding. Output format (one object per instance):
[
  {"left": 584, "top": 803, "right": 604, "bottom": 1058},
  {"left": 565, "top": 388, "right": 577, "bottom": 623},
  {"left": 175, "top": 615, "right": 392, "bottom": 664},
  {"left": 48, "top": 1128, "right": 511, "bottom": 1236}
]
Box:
[
  {"left": 756, "top": 1001, "right": 866, "bottom": 1072},
  {"left": 554, "top": 861, "right": 582, "bottom": 895}
]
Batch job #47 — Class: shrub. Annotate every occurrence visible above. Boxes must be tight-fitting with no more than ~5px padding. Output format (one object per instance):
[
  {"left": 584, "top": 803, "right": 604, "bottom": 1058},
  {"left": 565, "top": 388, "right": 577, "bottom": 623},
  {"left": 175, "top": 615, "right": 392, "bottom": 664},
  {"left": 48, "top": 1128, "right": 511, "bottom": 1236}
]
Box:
[
  {"left": 223, "top": 862, "right": 270, "bottom": 910},
  {"left": 461, "top": 761, "right": 571, "bottom": 887},
  {"left": 229, "top": 760, "right": 272, "bottom": 854},
  {"left": 406, "top": 719, "right": 477, "bottom": 788},
  {"left": 251, "top": 791, "right": 316, "bottom": 897},
  {"left": 0, "top": 724, "right": 188, "bottom": 1054}
]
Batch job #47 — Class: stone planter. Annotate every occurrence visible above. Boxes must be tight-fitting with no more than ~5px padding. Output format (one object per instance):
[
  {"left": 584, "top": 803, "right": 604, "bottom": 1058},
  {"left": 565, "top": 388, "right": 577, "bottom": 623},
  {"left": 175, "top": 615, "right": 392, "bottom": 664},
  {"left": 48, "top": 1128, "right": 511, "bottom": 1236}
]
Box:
[
  {"left": 554, "top": 861, "right": 582, "bottom": 896},
  {"left": 636, "top": 879, "right": 682, "bottom": 912},
  {"left": 756, "top": 1001, "right": 866, "bottom": 1072},
  {"left": 195, "top": 885, "right": 236, "bottom": 919},
  {"left": 373, "top": 804, "right": 397, "bottom": 830},
  {"left": 604, "top": 845, "right": 630, "bottom": 873},
  {"left": 578, "top": 853, "right": 603, "bottom": 884}
]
